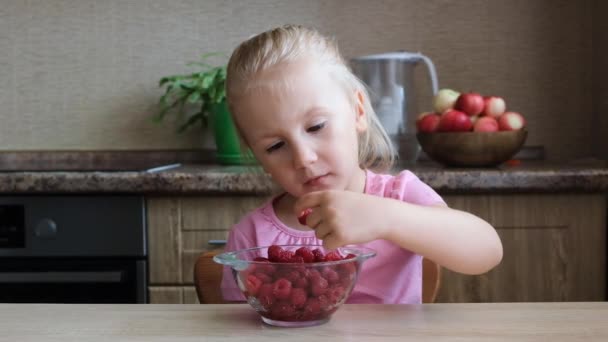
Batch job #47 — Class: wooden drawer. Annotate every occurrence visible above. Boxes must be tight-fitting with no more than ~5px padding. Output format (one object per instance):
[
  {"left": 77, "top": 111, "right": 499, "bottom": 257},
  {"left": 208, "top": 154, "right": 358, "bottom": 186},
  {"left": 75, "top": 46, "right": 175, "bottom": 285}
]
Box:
[{"left": 147, "top": 196, "right": 266, "bottom": 285}]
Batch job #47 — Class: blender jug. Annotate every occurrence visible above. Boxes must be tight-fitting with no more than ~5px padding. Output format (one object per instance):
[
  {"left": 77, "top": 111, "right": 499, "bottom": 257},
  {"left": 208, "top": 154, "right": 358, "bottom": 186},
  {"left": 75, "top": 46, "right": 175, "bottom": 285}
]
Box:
[{"left": 350, "top": 52, "right": 438, "bottom": 163}]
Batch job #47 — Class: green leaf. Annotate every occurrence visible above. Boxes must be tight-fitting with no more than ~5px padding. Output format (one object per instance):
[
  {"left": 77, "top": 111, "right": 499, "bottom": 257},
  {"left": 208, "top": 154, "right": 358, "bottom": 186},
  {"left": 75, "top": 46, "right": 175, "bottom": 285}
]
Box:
[
  {"left": 177, "top": 112, "right": 204, "bottom": 133},
  {"left": 187, "top": 92, "right": 201, "bottom": 103}
]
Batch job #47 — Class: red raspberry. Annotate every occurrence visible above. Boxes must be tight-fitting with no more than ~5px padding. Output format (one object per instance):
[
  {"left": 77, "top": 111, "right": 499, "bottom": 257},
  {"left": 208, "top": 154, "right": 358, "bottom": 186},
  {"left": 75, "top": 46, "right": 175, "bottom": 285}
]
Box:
[
  {"left": 345, "top": 253, "right": 356, "bottom": 260},
  {"left": 322, "top": 267, "right": 340, "bottom": 284},
  {"left": 312, "top": 248, "right": 325, "bottom": 262},
  {"left": 339, "top": 262, "right": 357, "bottom": 277},
  {"left": 324, "top": 251, "right": 343, "bottom": 262},
  {"left": 272, "top": 278, "right": 292, "bottom": 300},
  {"left": 274, "top": 250, "right": 293, "bottom": 263},
  {"left": 271, "top": 301, "right": 296, "bottom": 320},
  {"left": 303, "top": 298, "right": 321, "bottom": 316},
  {"left": 257, "top": 283, "right": 275, "bottom": 309},
  {"left": 254, "top": 272, "right": 272, "bottom": 284},
  {"left": 289, "top": 255, "right": 305, "bottom": 263},
  {"left": 295, "top": 246, "right": 315, "bottom": 263},
  {"left": 297, "top": 208, "right": 313, "bottom": 225},
  {"left": 327, "top": 285, "right": 346, "bottom": 304},
  {"left": 245, "top": 274, "right": 263, "bottom": 296},
  {"left": 267, "top": 245, "right": 284, "bottom": 262},
  {"left": 294, "top": 277, "right": 309, "bottom": 289},
  {"left": 310, "top": 276, "right": 329, "bottom": 296},
  {"left": 290, "top": 288, "right": 307, "bottom": 308},
  {"left": 317, "top": 294, "right": 330, "bottom": 309},
  {"left": 256, "top": 263, "right": 276, "bottom": 275}
]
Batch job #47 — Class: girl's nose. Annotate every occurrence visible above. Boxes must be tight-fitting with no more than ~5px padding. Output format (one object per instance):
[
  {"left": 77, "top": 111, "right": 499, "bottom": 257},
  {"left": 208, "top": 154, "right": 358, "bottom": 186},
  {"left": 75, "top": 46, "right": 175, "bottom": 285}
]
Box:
[{"left": 292, "top": 143, "right": 317, "bottom": 168}]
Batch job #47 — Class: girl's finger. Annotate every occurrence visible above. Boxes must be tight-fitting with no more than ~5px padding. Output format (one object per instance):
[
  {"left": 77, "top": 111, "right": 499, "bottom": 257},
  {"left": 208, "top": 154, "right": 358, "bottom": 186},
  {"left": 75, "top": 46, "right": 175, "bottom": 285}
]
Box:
[
  {"left": 313, "top": 222, "right": 332, "bottom": 241},
  {"left": 293, "top": 191, "right": 324, "bottom": 216},
  {"left": 322, "top": 233, "right": 340, "bottom": 250}
]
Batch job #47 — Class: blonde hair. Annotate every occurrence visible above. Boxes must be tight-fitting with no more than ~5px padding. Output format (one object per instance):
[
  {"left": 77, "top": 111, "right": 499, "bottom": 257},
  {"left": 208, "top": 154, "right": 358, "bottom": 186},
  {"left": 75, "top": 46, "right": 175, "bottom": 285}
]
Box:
[{"left": 226, "top": 24, "right": 396, "bottom": 172}]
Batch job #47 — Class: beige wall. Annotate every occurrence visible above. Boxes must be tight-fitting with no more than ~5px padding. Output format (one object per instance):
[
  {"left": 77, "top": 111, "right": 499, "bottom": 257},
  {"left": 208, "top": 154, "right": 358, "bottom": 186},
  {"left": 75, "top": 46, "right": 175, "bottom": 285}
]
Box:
[{"left": 0, "top": 0, "right": 599, "bottom": 161}]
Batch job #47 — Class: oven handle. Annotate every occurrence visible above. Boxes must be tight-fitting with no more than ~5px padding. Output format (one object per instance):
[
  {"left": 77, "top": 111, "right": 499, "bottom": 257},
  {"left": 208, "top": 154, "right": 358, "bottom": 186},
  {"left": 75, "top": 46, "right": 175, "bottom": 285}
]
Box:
[{"left": 0, "top": 271, "right": 124, "bottom": 283}]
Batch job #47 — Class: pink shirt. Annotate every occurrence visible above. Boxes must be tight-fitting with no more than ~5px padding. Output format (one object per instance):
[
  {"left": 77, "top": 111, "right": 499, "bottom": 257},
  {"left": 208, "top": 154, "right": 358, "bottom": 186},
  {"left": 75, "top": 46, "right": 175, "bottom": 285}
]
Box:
[{"left": 220, "top": 169, "right": 445, "bottom": 304}]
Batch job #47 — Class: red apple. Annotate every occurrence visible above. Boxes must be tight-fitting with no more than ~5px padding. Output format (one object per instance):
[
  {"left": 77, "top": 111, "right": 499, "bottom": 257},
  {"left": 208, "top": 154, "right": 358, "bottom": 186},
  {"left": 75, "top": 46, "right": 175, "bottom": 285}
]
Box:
[
  {"left": 498, "top": 111, "right": 526, "bottom": 131},
  {"left": 473, "top": 116, "right": 499, "bottom": 132},
  {"left": 482, "top": 96, "right": 506, "bottom": 118},
  {"left": 455, "top": 92, "right": 485, "bottom": 116},
  {"left": 438, "top": 109, "right": 472, "bottom": 132},
  {"left": 416, "top": 112, "right": 441, "bottom": 133},
  {"left": 433, "top": 88, "right": 460, "bottom": 113}
]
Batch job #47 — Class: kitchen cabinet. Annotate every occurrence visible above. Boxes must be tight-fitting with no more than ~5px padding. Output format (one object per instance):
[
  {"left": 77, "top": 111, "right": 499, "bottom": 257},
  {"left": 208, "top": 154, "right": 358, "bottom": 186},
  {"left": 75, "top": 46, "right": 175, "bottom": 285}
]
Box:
[
  {"left": 146, "top": 194, "right": 606, "bottom": 304},
  {"left": 147, "top": 196, "right": 267, "bottom": 303},
  {"left": 438, "top": 194, "right": 606, "bottom": 302}
]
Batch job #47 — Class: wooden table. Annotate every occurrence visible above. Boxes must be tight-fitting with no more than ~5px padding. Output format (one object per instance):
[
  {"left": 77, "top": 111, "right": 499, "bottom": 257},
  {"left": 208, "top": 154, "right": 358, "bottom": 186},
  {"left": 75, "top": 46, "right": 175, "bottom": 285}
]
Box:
[{"left": 1, "top": 302, "right": 607, "bottom": 341}]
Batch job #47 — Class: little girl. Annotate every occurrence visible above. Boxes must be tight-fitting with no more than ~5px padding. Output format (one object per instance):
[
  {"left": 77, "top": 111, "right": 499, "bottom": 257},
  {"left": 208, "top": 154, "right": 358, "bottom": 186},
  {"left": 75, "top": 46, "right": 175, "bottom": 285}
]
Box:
[{"left": 220, "top": 24, "right": 502, "bottom": 304}]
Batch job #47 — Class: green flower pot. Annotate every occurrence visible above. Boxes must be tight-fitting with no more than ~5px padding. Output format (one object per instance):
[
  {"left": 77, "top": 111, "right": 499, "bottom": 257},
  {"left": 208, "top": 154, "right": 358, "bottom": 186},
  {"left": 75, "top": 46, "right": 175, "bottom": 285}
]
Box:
[{"left": 209, "top": 100, "right": 248, "bottom": 165}]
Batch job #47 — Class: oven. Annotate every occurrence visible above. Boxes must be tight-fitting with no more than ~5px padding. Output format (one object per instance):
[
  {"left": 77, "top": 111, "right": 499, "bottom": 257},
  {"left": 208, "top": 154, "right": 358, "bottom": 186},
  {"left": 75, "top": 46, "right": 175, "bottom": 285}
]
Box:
[{"left": 0, "top": 196, "right": 147, "bottom": 303}]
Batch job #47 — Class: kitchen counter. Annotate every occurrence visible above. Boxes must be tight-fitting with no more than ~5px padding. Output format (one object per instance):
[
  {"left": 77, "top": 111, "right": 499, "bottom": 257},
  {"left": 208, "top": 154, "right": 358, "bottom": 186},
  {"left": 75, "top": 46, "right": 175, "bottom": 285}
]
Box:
[
  {"left": 0, "top": 160, "right": 607, "bottom": 194},
  {"left": 1, "top": 303, "right": 607, "bottom": 341}
]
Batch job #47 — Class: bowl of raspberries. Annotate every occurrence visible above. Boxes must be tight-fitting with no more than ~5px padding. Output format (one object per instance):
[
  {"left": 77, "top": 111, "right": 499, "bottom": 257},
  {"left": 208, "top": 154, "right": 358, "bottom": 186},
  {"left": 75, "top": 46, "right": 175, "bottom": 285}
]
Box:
[{"left": 214, "top": 244, "right": 376, "bottom": 327}]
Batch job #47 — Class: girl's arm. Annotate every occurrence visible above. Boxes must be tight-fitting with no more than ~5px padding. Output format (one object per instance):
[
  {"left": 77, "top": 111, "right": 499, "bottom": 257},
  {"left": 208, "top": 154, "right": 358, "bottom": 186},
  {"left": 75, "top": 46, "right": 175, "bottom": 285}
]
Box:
[
  {"left": 380, "top": 198, "right": 503, "bottom": 275},
  {"left": 295, "top": 191, "right": 503, "bottom": 275}
]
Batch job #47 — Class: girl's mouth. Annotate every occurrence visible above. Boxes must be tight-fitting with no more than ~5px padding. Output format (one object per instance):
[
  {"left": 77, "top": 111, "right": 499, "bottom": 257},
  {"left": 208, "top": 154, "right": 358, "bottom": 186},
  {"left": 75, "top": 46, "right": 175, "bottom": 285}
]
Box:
[{"left": 305, "top": 174, "right": 329, "bottom": 187}]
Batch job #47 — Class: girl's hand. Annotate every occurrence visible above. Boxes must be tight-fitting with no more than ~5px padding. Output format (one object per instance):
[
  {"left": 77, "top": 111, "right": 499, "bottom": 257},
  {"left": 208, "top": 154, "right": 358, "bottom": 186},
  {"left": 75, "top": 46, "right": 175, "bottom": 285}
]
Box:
[{"left": 294, "top": 190, "right": 390, "bottom": 250}]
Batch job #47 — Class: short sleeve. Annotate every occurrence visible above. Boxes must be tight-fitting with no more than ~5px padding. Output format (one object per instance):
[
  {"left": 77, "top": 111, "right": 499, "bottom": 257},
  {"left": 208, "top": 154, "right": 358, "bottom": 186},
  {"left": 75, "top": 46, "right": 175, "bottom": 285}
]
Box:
[
  {"left": 219, "top": 227, "right": 253, "bottom": 301},
  {"left": 390, "top": 170, "right": 446, "bottom": 207}
]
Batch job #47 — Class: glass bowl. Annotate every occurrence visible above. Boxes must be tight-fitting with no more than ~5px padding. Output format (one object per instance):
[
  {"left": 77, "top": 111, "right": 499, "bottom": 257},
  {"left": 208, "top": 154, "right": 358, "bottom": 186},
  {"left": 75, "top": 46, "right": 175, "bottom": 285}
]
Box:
[{"left": 214, "top": 244, "right": 376, "bottom": 327}]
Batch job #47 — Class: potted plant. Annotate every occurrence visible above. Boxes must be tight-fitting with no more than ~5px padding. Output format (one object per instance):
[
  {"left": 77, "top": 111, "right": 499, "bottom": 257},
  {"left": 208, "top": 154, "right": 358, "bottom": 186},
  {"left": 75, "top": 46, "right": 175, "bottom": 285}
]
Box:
[{"left": 154, "top": 53, "right": 249, "bottom": 165}]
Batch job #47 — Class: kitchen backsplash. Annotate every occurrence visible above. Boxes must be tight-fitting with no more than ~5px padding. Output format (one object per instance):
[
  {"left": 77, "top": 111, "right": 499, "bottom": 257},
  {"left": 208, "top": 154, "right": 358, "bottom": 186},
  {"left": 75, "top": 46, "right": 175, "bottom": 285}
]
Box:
[{"left": 0, "top": 0, "right": 604, "bottom": 161}]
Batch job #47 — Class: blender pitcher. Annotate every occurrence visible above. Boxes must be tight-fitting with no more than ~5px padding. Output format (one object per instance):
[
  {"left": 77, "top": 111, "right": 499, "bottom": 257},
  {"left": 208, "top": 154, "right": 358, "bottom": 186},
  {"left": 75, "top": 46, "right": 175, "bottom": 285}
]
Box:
[{"left": 350, "top": 52, "right": 438, "bottom": 163}]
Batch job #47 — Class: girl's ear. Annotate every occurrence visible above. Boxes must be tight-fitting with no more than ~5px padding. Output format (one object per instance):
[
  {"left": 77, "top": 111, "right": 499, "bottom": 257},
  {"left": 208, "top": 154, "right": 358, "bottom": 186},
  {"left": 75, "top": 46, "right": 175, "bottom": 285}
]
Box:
[{"left": 355, "top": 90, "right": 368, "bottom": 133}]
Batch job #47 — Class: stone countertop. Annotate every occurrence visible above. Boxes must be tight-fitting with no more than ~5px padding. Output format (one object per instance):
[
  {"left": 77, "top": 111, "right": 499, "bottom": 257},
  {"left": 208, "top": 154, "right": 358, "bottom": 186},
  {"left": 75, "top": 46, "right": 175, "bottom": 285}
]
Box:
[{"left": 0, "top": 160, "right": 606, "bottom": 195}]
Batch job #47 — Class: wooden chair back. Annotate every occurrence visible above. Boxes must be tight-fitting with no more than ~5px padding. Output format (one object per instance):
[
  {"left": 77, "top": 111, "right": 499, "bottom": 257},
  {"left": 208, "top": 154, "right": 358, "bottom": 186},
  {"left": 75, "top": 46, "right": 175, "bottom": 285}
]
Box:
[{"left": 194, "top": 249, "right": 441, "bottom": 304}]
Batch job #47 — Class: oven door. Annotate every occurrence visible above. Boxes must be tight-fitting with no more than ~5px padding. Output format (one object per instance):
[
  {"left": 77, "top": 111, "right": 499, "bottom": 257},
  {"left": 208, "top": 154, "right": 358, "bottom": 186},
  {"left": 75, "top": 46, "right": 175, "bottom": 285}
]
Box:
[{"left": 0, "top": 257, "right": 147, "bottom": 303}]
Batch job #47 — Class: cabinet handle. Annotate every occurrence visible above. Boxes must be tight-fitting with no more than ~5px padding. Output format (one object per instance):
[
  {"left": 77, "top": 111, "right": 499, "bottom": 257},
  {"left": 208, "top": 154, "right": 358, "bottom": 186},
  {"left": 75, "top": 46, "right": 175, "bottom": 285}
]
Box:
[
  {"left": 0, "top": 271, "right": 124, "bottom": 283},
  {"left": 208, "top": 239, "right": 227, "bottom": 246}
]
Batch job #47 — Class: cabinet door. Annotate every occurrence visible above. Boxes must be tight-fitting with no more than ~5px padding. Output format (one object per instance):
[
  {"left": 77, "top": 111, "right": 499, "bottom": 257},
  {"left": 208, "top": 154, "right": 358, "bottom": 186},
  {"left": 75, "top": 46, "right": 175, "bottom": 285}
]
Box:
[
  {"left": 438, "top": 194, "right": 606, "bottom": 303},
  {"left": 147, "top": 196, "right": 266, "bottom": 286}
]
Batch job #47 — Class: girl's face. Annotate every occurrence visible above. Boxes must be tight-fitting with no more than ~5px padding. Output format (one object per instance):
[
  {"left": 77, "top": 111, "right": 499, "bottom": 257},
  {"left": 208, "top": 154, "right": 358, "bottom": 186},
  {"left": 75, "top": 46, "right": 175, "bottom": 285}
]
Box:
[{"left": 233, "top": 60, "right": 368, "bottom": 198}]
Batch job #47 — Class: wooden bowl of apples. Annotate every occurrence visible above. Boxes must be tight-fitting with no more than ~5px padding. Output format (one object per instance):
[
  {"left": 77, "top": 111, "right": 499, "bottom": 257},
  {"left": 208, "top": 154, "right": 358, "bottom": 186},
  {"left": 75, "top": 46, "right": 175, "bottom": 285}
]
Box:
[{"left": 416, "top": 89, "right": 528, "bottom": 167}]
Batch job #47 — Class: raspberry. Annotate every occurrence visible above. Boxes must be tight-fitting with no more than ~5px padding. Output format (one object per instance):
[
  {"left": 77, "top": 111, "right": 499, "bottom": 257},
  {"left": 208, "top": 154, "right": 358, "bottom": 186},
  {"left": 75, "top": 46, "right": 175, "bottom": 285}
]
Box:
[
  {"left": 310, "top": 276, "right": 328, "bottom": 296},
  {"left": 327, "top": 285, "right": 346, "bottom": 304},
  {"left": 297, "top": 208, "right": 313, "bottom": 225},
  {"left": 303, "top": 298, "right": 321, "bottom": 316},
  {"left": 312, "top": 248, "right": 325, "bottom": 262},
  {"left": 294, "top": 277, "right": 309, "bottom": 289},
  {"left": 267, "top": 245, "right": 284, "bottom": 262},
  {"left": 324, "top": 251, "right": 343, "bottom": 262},
  {"left": 290, "top": 288, "right": 307, "bottom": 308},
  {"left": 322, "top": 267, "right": 340, "bottom": 284},
  {"left": 271, "top": 301, "right": 296, "bottom": 320},
  {"left": 257, "top": 283, "right": 275, "bottom": 309},
  {"left": 295, "top": 246, "right": 315, "bottom": 263},
  {"left": 281, "top": 250, "right": 295, "bottom": 261},
  {"left": 254, "top": 272, "right": 272, "bottom": 284},
  {"left": 256, "top": 263, "right": 276, "bottom": 275},
  {"left": 245, "top": 274, "right": 263, "bottom": 295},
  {"left": 289, "top": 255, "right": 305, "bottom": 263},
  {"left": 272, "top": 278, "right": 292, "bottom": 300}
]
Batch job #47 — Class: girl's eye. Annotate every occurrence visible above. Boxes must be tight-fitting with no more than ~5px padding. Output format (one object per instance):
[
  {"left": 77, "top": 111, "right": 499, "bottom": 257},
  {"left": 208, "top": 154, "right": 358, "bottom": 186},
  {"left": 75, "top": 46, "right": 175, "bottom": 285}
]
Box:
[
  {"left": 307, "top": 122, "right": 325, "bottom": 133},
  {"left": 266, "top": 141, "right": 284, "bottom": 153}
]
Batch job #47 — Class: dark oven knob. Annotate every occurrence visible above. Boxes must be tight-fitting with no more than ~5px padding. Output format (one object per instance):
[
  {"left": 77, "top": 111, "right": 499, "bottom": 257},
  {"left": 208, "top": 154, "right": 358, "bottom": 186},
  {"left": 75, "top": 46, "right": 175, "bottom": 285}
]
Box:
[{"left": 35, "top": 219, "right": 57, "bottom": 239}]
